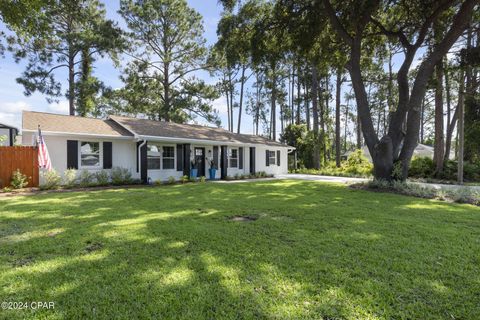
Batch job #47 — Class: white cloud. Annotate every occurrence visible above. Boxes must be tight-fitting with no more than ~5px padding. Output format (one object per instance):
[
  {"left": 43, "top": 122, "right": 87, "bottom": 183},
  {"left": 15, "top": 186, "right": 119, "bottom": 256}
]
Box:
[
  {"left": 211, "top": 96, "right": 228, "bottom": 115},
  {"left": 0, "top": 101, "right": 32, "bottom": 113},
  {"left": 0, "top": 111, "right": 21, "bottom": 129},
  {"left": 48, "top": 100, "right": 69, "bottom": 114}
]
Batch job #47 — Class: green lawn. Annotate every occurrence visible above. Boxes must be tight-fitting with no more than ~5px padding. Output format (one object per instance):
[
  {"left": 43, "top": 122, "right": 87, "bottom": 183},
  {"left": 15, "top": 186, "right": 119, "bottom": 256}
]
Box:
[{"left": 1, "top": 180, "right": 479, "bottom": 319}]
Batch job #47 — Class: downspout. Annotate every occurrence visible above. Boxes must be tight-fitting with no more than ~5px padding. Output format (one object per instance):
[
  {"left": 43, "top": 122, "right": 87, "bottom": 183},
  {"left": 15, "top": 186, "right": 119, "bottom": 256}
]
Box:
[{"left": 137, "top": 138, "right": 147, "bottom": 182}]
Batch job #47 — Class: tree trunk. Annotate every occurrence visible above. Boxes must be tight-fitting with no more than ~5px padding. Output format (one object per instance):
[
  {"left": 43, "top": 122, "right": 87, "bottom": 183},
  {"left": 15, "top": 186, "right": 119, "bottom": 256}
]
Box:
[
  {"left": 68, "top": 48, "right": 75, "bottom": 116},
  {"left": 296, "top": 65, "right": 301, "bottom": 124},
  {"left": 305, "top": 79, "right": 310, "bottom": 131},
  {"left": 237, "top": 66, "right": 246, "bottom": 134},
  {"left": 458, "top": 72, "right": 465, "bottom": 184},
  {"left": 433, "top": 58, "right": 445, "bottom": 175},
  {"left": 163, "top": 61, "right": 170, "bottom": 121},
  {"left": 271, "top": 70, "right": 277, "bottom": 140},
  {"left": 344, "top": 99, "right": 349, "bottom": 152},
  {"left": 335, "top": 71, "right": 342, "bottom": 167},
  {"left": 311, "top": 65, "right": 320, "bottom": 169}
]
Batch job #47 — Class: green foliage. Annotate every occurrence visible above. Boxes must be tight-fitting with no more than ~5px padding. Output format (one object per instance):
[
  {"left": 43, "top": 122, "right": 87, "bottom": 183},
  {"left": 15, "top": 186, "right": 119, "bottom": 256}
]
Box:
[
  {"left": 180, "top": 175, "right": 189, "bottom": 184},
  {"left": 390, "top": 161, "right": 403, "bottom": 181},
  {"left": 364, "top": 179, "right": 480, "bottom": 205},
  {"left": 40, "top": 170, "right": 61, "bottom": 190},
  {"left": 465, "top": 95, "right": 480, "bottom": 162},
  {"left": 342, "top": 149, "right": 372, "bottom": 176},
  {"left": 10, "top": 0, "right": 124, "bottom": 113},
  {"left": 63, "top": 169, "right": 77, "bottom": 188},
  {"left": 0, "top": 135, "right": 6, "bottom": 143},
  {"left": 199, "top": 176, "right": 206, "bottom": 183},
  {"left": 167, "top": 176, "right": 176, "bottom": 185},
  {"left": 10, "top": 169, "right": 28, "bottom": 189},
  {"left": 111, "top": 167, "right": 133, "bottom": 185},
  {"left": 409, "top": 157, "right": 480, "bottom": 182},
  {"left": 409, "top": 157, "right": 435, "bottom": 178},
  {"left": 79, "top": 170, "right": 95, "bottom": 187},
  {"left": 95, "top": 170, "right": 110, "bottom": 186},
  {"left": 117, "top": 0, "right": 219, "bottom": 124}
]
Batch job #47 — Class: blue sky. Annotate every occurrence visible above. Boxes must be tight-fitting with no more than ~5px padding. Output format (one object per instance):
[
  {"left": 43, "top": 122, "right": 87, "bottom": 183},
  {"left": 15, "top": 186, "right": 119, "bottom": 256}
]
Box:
[{"left": 0, "top": 1, "right": 242, "bottom": 132}]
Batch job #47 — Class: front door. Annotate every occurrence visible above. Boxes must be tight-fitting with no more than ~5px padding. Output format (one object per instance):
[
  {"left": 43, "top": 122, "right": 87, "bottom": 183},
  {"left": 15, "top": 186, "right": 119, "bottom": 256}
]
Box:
[
  {"left": 194, "top": 147, "right": 206, "bottom": 177},
  {"left": 249, "top": 147, "right": 256, "bottom": 174}
]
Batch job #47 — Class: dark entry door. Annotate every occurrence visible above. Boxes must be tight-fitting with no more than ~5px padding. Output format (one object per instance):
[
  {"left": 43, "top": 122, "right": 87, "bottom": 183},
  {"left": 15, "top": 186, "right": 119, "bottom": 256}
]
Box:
[
  {"left": 249, "top": 147, "right": 256, "bottom": 174},
  {"left": 194, "top": 147, "right": 206, "bottom": 177}
]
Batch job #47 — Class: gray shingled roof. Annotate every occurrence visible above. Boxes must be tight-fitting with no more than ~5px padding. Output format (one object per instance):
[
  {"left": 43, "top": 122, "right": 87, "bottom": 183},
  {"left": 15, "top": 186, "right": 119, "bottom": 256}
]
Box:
[
  {"left": 23, "top": 111, "right": 133, "bottom": 137},
  {"left": 110, "top": 115, "right": 288, "bottom": 147},
  {"left": 22, "top": 111, "right": 290, "bottom": 147}
]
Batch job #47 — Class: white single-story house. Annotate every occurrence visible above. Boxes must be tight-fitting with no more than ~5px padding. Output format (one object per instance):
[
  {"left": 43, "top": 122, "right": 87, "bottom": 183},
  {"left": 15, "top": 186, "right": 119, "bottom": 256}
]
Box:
[
  {"left": 0, "top": 123, "right": 18, "bottom": 146},
  {"left": 22, "top": 111, "right": 294, "bottom": 182}
]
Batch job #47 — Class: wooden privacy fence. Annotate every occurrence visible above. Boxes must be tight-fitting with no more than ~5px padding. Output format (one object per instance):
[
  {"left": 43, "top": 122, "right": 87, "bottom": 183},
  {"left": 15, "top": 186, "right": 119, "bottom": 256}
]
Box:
[{"left": 0, "top": 146, "right": 39, "bottom": 188}]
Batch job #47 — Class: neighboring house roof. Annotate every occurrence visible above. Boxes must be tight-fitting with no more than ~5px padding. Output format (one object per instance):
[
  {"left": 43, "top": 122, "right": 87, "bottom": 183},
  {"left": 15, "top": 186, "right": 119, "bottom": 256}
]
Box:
[
  {"left": 22, "top": 111, "right": 133, "bottom": 137},
  {"left": 0, "top": 123, "right": 18, "bottom": 131},
  {"left": 22, "top": 111, "right": 291, "bottom": 148},
  {"left": 110, "top": 115, "right": 288, "bottom": 147},
  {"left": 345, "top": 143, "right": 454, "bottom": 161}
]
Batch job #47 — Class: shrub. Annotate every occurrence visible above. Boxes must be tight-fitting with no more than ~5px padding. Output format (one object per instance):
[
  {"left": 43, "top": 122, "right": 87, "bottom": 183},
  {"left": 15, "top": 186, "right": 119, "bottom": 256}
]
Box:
[
  {"left": 2, "top": 187, "right": 12, "bottom": 193},
  {"left": 446, "top": 188, "right": 479, "bottom": 205},
  {"left": 438, "top": 159, "right": 457, "bottom": 181},
  {"left": 234, "top": 173, "right": 240, "bottom": 180},
  {"left": 40, "top": 170, "right": 61, "bottom": 190},
  {"left": 11, "top": 169, "right": 28, "bottom": 189},
  {"left": 168, "top": 176, "right": 176, "bottom": 185},
  {"left": 78, "top": 170, "right": 95, "bottom": 187},
  {"left": 95, "top": 170, "right": 110, "bottom": 186},
  {"left": 463, "top": 162, "right": 480, "bottom": 181},
  {"left": 180, "top": 175, "right": 189, "bottom": 184},
  {"left": 111, "top": 167, "right": 132, "bottom": 185},
  {"left": 199, "top": 176, "right": 206, "bottom": 183},
  {"left": 63, "top": 169, "right": 77, "bottom": 187},
  {"left": 408, "top": 157, "right": 435, "bottom": 178},
  {"left": 341, "top": 149, "right": 373, "bottom": 176}
]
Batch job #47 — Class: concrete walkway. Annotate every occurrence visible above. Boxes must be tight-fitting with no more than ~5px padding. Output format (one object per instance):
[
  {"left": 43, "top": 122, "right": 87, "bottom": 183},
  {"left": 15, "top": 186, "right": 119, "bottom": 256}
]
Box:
[{"left": 276, "top": 173, "right": 480, "bottom": 192}]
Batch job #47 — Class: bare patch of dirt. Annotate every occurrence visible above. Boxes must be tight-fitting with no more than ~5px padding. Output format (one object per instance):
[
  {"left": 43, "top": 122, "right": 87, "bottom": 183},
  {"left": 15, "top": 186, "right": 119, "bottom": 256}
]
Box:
[
  {"left": 85, "top": 241, "right": 103, "bottom": 253},
  {"left": 229, "top": 215, "right": 258, "bottom": 222},
  {"left": 12, "top": 256, "right": 34, "bottom": 267}
]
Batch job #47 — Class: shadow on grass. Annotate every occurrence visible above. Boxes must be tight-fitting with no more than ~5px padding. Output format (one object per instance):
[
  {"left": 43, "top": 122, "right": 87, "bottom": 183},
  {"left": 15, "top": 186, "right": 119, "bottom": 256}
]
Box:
[{"left": 1, "top": 180, "right": 480, "bottom": 319}]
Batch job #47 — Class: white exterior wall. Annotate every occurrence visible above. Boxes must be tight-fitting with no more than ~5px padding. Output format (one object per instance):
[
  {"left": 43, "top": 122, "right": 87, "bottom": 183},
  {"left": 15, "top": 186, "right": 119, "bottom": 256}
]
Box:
[
  {"left": 22, "top": 132, "right": 139, "bottom": 182},
  {"left": 21, "top": 132, "right": 291, "bottom": 182},
  {"left": 254, "top": 145, "right": 289, "bottom": 176}
]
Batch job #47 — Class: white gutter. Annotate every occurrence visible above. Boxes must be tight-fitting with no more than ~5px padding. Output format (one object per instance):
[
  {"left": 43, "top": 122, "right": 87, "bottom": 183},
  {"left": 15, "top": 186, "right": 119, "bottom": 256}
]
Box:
[
  {"left": 137, "top": 134, "right": 292, "bottom": 148},
  {"left": 22, "top": 129, "right": 134, "bottom": 140}
]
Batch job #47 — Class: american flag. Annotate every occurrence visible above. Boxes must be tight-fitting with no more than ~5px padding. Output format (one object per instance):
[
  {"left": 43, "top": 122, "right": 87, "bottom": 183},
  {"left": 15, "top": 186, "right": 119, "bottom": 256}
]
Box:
[{"left": 37, "top": 126, "right": 52, "bottom": 171}]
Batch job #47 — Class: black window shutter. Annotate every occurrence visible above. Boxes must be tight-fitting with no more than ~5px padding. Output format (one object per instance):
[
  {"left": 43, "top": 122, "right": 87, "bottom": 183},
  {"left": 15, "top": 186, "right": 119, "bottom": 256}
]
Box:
[
  {"left": 266, "top": 150, "right": 269, "bottom": 166},
  {"left": 183, "top": 144, "right": 191, "bottom": 176},
  {"left": 213, "top": 146, "right": 219, "bottom": 168},
  {"left": 239, "top": 147, "right": 244, "bottom": 169},
  {"left": 103, "top": 142, "right": 112, "bottom": 169},
  {"left": 277, "top": 150, "right": 280, "bottom": 166},
  {"left": 176, "top": 144, "right": 183, "bottom": 171},
  {"left": 67, "top": 140, "right": 78, "bottom": 169}
]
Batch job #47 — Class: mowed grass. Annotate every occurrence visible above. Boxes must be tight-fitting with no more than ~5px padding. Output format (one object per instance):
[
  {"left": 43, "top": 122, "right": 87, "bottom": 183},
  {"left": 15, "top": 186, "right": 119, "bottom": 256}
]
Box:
[{"left": 0, "top": 180, "right": 479, "bottom": 319}]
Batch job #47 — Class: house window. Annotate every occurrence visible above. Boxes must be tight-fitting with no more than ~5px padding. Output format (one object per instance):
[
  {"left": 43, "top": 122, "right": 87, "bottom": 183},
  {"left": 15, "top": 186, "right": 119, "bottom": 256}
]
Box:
[
  {"left": 147, "top": 144, "right": 161, "bottom": 170},
  {"left": 162, "top": 146, "right": 175, "bottom": 169},
  {"left": 229, "top": 148, "right": 238, "bottom": 168},
  {"left": 269, "top": 150, "right": 276, "bottom": 166},
  {"left": 80, "top": 142, "right": 100, "bottom": 167}
]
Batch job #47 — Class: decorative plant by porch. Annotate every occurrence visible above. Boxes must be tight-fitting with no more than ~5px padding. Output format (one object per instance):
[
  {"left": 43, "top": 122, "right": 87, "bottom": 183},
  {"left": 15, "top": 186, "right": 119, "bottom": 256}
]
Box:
[{"left": 208, "top": 160, "right": 217, "bottom": 180}]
